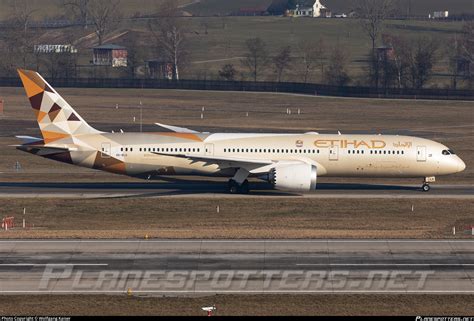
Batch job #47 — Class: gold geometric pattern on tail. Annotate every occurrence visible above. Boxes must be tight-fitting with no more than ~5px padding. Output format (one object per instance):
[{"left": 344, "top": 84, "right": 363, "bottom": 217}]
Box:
[{"left": 17, "top": 69, "right": 100, "bottom": 144}]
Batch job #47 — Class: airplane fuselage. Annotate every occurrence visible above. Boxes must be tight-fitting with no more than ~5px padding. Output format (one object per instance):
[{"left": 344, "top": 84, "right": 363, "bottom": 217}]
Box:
[{"left": 33, "top": 132, "right": 465, "bottom": 179}]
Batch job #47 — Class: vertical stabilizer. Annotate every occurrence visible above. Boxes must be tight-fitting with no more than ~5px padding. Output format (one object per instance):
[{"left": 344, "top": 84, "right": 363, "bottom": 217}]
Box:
[{"left": 17, "top": 69, "right": 101, "bottom": 144}]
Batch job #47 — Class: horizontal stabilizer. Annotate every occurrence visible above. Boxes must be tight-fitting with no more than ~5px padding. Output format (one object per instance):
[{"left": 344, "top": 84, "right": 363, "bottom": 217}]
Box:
[
  {"left": 15, "top": 135, "right": 43, "bottom": 145},
  {"left": 15, "top": 144, "right": 75, "bottom": 156}
]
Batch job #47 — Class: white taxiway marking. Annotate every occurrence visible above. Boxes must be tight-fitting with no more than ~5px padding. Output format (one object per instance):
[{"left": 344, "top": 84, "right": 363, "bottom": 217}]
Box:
[
  {"left": 0, "top": 240, "right": 473, "bottom": 243},
  {"left": 0, "top": 264, "right": 108, "bottom": 267},
  {"left": 1, "top": 290, "right": 473, "bottom": 294},
  {"left": 296, "top": 263, "right": 474, "bottom": 266}
]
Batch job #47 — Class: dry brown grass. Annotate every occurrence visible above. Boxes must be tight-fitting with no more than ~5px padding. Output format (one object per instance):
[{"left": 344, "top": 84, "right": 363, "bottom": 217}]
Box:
[
  {"left": 1, "top": 294, "right": 473, "bottom": 316},
  {"left": 0, "top": 198, "right": 472, "bottom": 239}
]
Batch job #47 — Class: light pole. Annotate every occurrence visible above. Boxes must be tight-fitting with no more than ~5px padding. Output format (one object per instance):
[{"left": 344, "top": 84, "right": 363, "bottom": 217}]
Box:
[{"left": 139, "top": 101, "right": 143, "bottom": 132}]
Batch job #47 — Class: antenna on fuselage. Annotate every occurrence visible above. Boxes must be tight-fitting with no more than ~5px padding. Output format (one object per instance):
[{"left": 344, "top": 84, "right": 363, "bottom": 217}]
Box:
[{"left": 338, "top": 131, "right": 342, "bottom": 135}]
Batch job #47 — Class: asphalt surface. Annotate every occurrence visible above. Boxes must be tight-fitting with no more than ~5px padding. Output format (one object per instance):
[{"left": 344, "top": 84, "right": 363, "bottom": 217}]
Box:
[
  {"left": 1, "top": 239, "right": 473, "bottom": 294},
  {"left": 0, "top": 182, "right": 473, "bottom": 198}
]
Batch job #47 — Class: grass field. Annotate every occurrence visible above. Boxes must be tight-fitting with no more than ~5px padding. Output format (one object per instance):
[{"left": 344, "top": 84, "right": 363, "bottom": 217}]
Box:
[
  {"left": 0, "top": 198, "right": 472, "bottom": 239},
  {"left": 1, "top": 294, "right": 473, "bottom": 315}
]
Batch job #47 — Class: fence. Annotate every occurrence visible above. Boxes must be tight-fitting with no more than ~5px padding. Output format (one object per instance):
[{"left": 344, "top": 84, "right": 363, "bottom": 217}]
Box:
[{"left": 0, "top": 77, "right": 472, "bottom": 100}]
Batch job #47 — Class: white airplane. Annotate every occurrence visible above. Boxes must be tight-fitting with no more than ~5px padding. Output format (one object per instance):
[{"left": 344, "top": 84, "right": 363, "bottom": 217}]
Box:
[{"left": 16, "top": 69, "right": 466, "bottom": 193}]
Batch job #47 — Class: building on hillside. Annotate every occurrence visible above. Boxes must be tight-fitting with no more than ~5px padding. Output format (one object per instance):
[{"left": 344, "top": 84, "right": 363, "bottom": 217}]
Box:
[
  {"left": 290, "top": 0, "right": 330, "bottom": 18},
  {"left": 376, "top": 45, "right": 395, "bottom": 62},
  {"left": 429, "top": 11, "right": 449, "bottom": 19},
  {"left": 92, "top": 44, "right": 128, "bottom": 67},
  {"left": 146, "top": 59, "right": 174, "bottom": 80},
  {"left": 234, "top": 6, "right": 268, "bottom": 16},
  {"left": 34, "top": 44, "right": 78, "bottom": 54}
]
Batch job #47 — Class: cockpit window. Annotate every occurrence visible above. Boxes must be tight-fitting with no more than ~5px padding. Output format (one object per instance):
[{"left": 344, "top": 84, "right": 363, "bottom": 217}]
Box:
[{"left": 442, "top": 149, "right": 456, "bottom": 155}]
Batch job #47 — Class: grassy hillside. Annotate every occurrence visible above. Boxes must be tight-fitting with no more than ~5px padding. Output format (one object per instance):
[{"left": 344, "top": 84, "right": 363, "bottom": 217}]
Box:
[
  {"left": 324, "top": 0, "right": 473, "bottom": 16},
  {"left": 0, "top": 0, "right": 472, "bottom": 20},
  {"left": 0, "top": 0, "right": 188, "bottom": 20},
  {"left": 150, "top": 17, "right": 464, "bottom": 84},
  {"left": 0, "top": 2, "right": 469, "bottom": 87}
]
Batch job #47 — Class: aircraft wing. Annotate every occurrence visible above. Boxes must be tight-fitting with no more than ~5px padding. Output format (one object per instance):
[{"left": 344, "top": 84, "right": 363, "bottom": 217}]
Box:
[
  {"left": 152, "top": 152, "right": 274, "bottom": 172},
  {"left": 155, "top": 123, "right": 200, "bottom": 133},
  {"left": 151, "top": 152, "right": 323, "bottom": 175}
]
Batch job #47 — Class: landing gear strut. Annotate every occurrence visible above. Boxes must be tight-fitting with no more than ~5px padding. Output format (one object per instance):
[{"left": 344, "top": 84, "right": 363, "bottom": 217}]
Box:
[
  {"left": 228, "top": 179, "right": 250, "bottom": 194},
  {"left": 421, "top": 176, "right": 435, "bottom": 192}
]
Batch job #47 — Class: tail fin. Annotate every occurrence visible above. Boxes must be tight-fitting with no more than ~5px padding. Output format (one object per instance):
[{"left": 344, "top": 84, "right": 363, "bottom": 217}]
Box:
[{"left": 17, "top": 69, "right": 101, "bottom": 144}]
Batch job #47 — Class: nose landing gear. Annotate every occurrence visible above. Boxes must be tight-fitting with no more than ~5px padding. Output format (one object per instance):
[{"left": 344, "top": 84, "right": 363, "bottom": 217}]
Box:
[{"left": 421, "top": 176, "right": 435, "bottom": 192}]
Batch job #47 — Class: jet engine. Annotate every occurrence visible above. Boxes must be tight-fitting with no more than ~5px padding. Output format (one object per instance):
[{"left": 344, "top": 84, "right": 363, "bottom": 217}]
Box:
[{"left": 268, "top": 163, "right": 317, "bottom": 191}]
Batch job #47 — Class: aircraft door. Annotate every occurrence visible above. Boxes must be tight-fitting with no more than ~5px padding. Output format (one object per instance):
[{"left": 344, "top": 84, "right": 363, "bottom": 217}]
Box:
[
  {"left": 205, "top": 143, "right": 214, "bottom": 156},
  {"left": 416, "top": 146, "right": 427, "bottom": 162},
  {"left": 329, "top": 146, "right": 339, "bottom": 161},
  {"left": 101, "top": 142, "right": 111, "bottom": 158}
]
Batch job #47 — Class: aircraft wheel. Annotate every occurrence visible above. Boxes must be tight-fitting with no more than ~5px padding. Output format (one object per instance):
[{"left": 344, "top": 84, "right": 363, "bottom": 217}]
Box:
[
  {"left": 422, "top": 183, "right": 430, "bottom": 192},
  {"left": 240, "top": 180, "right": 250, "bottom": 194},
  {"left": 227, "top": 179, "right": 250, "bottom": 194},
  {"left": 228, "top": 179, "right": 239, "bottom": 194}
]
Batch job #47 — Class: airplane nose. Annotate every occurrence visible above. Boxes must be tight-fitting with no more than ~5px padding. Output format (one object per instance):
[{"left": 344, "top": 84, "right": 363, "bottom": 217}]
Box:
[{"left": 458, "top": 158, "right": 466, "bottom": 172}]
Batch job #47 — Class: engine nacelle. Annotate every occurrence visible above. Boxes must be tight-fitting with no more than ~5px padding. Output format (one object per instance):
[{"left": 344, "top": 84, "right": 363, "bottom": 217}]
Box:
[{"left": 269, "top": 163, "right": 317, "bottom": 191}]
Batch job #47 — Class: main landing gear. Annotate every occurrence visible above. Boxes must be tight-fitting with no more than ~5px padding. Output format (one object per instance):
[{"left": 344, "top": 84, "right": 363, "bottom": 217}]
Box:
[
  {"left": 228, "top": 179, "right": 250, "bottom": 194},
  {"left": 227, "top": 168, "right": 251, "bottom": 194}
]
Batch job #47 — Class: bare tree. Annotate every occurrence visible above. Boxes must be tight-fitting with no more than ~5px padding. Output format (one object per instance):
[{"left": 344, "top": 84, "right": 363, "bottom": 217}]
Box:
[
  {"left": 406, "top": 38, "right": 438, "bottom": 89},
  {"left": 383, "top": 34, "right": 438, "bottom": 89},
  {"left": 299, "top": 38, "right": 326, "bottom": 83},
  {"left": 0, "top": 0, "right": 39, "bottom": 70},
  {"left": 242, "top": 37, "right": 269, "bottom": 82},
  {"left": 459, "top": 22, "right": 474, "bottom": 88},
  {"left": 219, "top": 64, "right": 237, "bottom": 81},
  {"left": 148, "top": 0, "right": 187, "bottom": 80},
  {"left": 383, "top": 34, "right": 409, "bottom": 89},
  {"left": 325, "top": 44, "right": 351, "bottom": 86},
  {"left": 354, "top": 0, "right": 393, "bottom": 88},
  {"left": 446, "top": 35, "right": 463, "bottom": 89},
  {"left": 354, "top": 0, "right": 393, "bottom": 53},
  {"left": 10, "top": 0, "right": 38, "bottom": 33},
  {"left": 88, "top": 0, "right": 122, "bottom": 45},
  {"left": 60, "top": 0, "right": 90, "bottom": 28},
  {"left": 273, "top": 46, "right": 291, "bottom": 82},
  {"left": 123, "top": 32, "right": 144, "bottom": 79}
]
